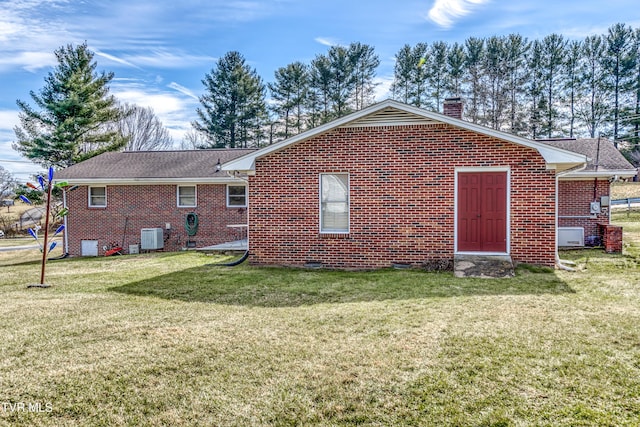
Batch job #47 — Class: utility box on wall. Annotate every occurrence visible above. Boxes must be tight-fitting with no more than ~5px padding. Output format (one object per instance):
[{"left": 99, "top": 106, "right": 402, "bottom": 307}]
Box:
[
  {"left": 558, "top": 227, "right": 585, "bottom": 247},
  {"left": 141, "top": 228, "right": 164, "bottom": 250}
]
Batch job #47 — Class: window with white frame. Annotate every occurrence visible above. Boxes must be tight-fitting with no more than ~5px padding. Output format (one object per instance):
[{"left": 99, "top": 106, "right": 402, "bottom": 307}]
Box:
[
  {"left": 320, "top": 173, "right": 349, "bottom": 233},
  {"left": 88, "top": 186, "right": 106, "bottom": 207},
  {"left": 177, "top": 185, "right": 197, "bottom": 207},
  {"left": 227, "top": 185, "right": 247, "bottom": 207}
]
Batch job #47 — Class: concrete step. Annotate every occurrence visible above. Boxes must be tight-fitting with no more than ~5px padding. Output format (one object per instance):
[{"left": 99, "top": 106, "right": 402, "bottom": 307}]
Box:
[{"left": 454, "top": 255, "right": 514, "bottom": 278}]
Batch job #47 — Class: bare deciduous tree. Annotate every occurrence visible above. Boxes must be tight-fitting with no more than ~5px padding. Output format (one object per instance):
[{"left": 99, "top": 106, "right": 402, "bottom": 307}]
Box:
[
  {"left": 180, "top": 129, "right": 208, "bottom": 149},
  {"left": 114, "top": 103, "right": 174, "bottom": 151},
  {"left": 0, "top": 166, "right": 17, "bottom": 200}
]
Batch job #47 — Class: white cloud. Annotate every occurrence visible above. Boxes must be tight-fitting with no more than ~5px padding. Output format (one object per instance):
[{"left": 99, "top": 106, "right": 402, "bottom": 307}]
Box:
[
  {"left": 315, "top": 37, "right": 341, "bottom": 47},
  {"left": 427, "top": 0, "right": 490, "bottom": 28},
  {"left": 0, "top": 110, "right": 43, "bottom": 181},
  {"left": 373, "top": 76, "right": 394, "bottom": 101},
  {"left": 94, "top": 50, "right": 141, "bottom": 69},
  {"left": 0, "top": 1, "right": 75, "bottom": 71},
  {"left": 168, "top": 82, "right": 198, "bottom": 100},
  {"left": 117, "top": 50, "right": 216, "bottom": 69}
]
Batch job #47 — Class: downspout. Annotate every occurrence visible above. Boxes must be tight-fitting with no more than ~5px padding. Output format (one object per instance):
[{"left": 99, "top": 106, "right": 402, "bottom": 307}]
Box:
[
  {"left": 62, "top": 188, "right": 69, "bottom": 255},
  {"left": 556, "top": 163, "right": 588, "bottom": 271},
  {"left": 593, "top": 135, "right": 601, "bottom": 201}
]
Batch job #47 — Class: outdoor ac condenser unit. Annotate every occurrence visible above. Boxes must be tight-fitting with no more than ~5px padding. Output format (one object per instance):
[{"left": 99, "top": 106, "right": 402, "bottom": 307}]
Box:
[
  {"left": 140, "top": 228, "right": 164, "bottom": 250},
  {"left": 558, "top": 227, "right": 584, "bottom": 247}
]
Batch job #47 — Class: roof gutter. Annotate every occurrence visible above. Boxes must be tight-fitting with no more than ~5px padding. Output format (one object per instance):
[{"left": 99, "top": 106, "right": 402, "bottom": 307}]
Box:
[{"left": 52, "top": 177, "right": 247, "bottom": 186}]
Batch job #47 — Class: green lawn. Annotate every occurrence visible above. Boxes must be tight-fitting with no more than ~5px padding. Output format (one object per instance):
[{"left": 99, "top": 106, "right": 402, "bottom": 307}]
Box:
[{"left": 1, "top": 215, "right": 639, "bottom": 426}]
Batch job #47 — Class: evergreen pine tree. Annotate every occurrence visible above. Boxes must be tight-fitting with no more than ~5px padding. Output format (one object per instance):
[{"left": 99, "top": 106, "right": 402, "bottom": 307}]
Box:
[
  {"left": 578, "top": 35, "right": 609, "bottom": 138},
  {"left": 605, "top": 23, "right": 635, "bottom": 146},
  {"left": 193, "top": 51, "right": 267, "bottom": 148},
  {"left": 13, "top": 42, "right": 126, "bottom": 168},
  {"left": 540, "top": 34, "right": 567, "bottom": 138},
  {"left": 268, "top": 62, "right": 309, "bottom": 140}
]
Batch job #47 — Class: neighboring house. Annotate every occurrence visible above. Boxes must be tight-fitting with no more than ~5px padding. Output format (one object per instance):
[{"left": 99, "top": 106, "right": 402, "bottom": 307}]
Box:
[
  {"left": 55, "top": 149, "right": 254, "bottom": 256},
  {"left": 222, "top": 99, "right": 633, "bottom": 269},
  {"left": 542, "top": 138, "right": 636, "bottom": 245}
]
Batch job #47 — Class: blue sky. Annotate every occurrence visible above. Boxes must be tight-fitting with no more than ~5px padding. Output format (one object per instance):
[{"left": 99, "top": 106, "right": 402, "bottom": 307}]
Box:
[{"left": 1, "top": 0, "right": 640, "bottom": 181}]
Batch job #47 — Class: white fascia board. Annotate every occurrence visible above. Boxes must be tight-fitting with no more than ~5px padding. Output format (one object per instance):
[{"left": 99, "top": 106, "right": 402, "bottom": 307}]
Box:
[
  {"left": 52, "top": 177, "right": 246, "bottom": 186},
  {"left": 558, "top": 169, "right": 638, "bottom": 180},
  {"left": 221, "top": 99, "right": 589, "bottom": 171}
]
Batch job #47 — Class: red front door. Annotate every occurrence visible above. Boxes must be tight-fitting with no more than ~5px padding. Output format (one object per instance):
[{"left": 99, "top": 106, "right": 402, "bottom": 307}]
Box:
[{"left": 458, "top": 172, "right": 507, "bottom": 252}]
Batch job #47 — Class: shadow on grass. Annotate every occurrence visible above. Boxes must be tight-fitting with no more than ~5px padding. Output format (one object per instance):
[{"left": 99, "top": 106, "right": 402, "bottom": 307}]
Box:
[{"left": 110, "top": 263, "right": 574, "bottom": 307}]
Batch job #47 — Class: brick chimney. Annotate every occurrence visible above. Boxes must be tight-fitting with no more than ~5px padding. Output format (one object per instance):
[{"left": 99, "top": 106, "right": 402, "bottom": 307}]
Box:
[{"left": 443, "top": 97, "right": 463, "bottom": 120}]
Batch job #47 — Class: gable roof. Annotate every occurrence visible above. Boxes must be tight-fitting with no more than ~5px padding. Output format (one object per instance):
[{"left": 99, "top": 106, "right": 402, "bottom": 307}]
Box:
[
  {"left": 540, "top": 138, "right": 637, "bottom": 178},
  {"left": 222, "top": 99, "right": 588, "bottom": 173},
  {"left": 55, "top": 149, "right": 256, "bottom": 185}
]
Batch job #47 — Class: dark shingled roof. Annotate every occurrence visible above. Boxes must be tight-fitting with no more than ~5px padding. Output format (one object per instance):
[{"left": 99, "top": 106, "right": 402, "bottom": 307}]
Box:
[
  {"left": 540, "top": 138, "right": 636, "bottom": 172},
  {"left": 56, "top": 149, "right": 256, "bottom": 180}
]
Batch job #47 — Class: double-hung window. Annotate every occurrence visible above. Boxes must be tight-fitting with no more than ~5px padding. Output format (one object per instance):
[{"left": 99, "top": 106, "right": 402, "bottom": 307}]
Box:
[
  {"left": 88, "top": 186, "right": 107, "bottom": 207},
  {"left": 177, "top": 186, "right": 197, "bottom": 207},
  {"left": 227, "top": 185, "right": 247, "bottom": 207},
  {"left": 320, "top": 174, "right": 349, "bottom": 233}
]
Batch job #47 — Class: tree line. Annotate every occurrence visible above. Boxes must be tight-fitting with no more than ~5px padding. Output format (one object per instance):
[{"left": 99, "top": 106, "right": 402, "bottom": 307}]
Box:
[
  {"left": 391, "top": 24, "right": 640, "bottom": 150},
  {"left": 192, "top": 22, "right": 640, "bottom": 162},
  {"left": 13, "top": 23, "right": 640, "bottom": 171}
]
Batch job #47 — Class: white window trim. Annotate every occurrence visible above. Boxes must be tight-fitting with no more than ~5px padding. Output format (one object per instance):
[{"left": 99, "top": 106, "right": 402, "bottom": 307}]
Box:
[
  {"left": 319, "top": 173, "right": 350, "bottom": 234},
  {"left": 177, "top": 185, "right": 197, "bottom": 208},
  {"left": 88, "top": 186, "right": 107, "bottom": 208},
  {"left": 454, "top": 167, "right": 511, "bottom": 255},
  {"left": 226, "top": 184, "right": 247, "bottom": 208}
]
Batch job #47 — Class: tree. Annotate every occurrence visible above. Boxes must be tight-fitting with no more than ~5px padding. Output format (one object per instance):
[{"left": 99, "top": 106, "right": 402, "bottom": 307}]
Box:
[
  {"left": 447, "top": 43, "right": 466, "bottom": 98},
  {"left": 392, "top": 44, "right": 414, "bottom": 103},
  {"left": 180, "top": 129, "right": 207, "bottom": 150},
  {"left": 327, "top": 45, "right": 356, "bottom": 117},
  {"left": 112, "top": 103, "right": 173, "bottom": 151},
  {"left": 308, "top": 54, "right": 334, "bottom": 125},
  {"left": 428, "top": 41, "right": 449, "bottom": 112},
  {"left": 578, "top": 35, "right": 609, "bottom": 138},
  {"left": 349, "top": 43, "right": 380, "bottom": 111},
  {"left": 13, "top": 42, "right": 126, "bottom": 168},
  {"left": 504, "top": 34, "right": 530, "bottom": 135},
  {"left": 605, "top": 23, "right": 635, "bottom": 145},
  {"left": 540, "top": 34, "right": 567, "bottom": 138},
  {"left": 0, "top": 166, "right": 17, "bottom": 203},
  {"left": 192, "top": 51, "right": 268, "bottom": 148},
  {"left": 526, "top": 40, "right": 545, "bottom": 139},
  {"left": 464, "top": 37, "right": 485, "bottom": 123},
  {"left": 564, "top": 40, "right": 583, "bottom": 137},
  {"left": 482, "top": 36, "right": 508, "bottom": 129},
  {"left": 268, "top": 62, "right": 308, "bottom": 139}
]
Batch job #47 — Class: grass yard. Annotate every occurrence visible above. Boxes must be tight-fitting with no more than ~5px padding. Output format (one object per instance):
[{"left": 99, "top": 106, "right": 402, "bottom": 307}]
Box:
[{"left": 1, "top": 213, "right": 639, "bottom": 425}]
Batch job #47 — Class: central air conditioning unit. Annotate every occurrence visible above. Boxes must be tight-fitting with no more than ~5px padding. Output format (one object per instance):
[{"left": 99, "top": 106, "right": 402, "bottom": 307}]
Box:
[
  {"left": 558, "top": 227, "right": 584, "bottom": 247},
  {"left": 141, "top": 228, "right": 164, "bottom": 250}
]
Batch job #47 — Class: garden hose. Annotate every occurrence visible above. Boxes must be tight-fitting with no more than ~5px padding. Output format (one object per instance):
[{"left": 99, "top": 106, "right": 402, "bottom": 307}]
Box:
[{"left": 185, "top": 212, "right": 198, "bottom": 236}]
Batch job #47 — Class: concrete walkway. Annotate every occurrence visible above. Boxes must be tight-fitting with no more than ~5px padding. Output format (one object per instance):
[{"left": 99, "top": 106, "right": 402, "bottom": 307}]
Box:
[
  {"left": 196, "top": 239, "right": 248, "bottom": 252},
  {"left": 0, "top": 244, "right": 40, "bottom": 252}
]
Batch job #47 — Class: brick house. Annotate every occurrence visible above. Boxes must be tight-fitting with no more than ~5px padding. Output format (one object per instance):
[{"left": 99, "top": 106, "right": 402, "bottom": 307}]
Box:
[
  {"left": 55, "top": 149, "right": 254, "bottom": 256},
  {"left": 222, "top": 99, "right": 635, "bottom": 269},
  {"left": 543, "top": 138, "right": 636, "bottom": 246}
]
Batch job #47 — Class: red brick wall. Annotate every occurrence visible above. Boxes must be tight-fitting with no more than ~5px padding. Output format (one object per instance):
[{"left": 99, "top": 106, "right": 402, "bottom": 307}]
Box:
[
  {"left": 248, "top": 123, "right": 557, "bottom": 269},
  {"left": 65, "top": 184, "right": 247, "bottom": 256},
  {"left": 558, "top": 180, "right": 610, "bottom": 239}
]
